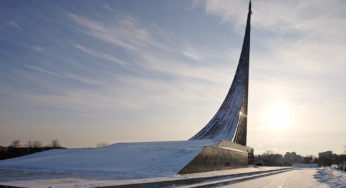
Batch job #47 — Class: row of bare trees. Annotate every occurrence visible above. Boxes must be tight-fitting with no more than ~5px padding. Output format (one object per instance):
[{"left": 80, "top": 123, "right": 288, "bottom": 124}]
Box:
[
  {"left": 1, "top": 139, "right": 65, "bottom": 160},
  {"left": 11, "top": 140, "right": 109, "bottom": 148},
  {"left": 10, "top": 139, "right": 61, "bottom": 148}
]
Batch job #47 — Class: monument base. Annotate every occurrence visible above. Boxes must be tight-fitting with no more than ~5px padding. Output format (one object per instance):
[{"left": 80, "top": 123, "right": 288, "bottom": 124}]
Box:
[
  {"left": 178, "top": 139, "right": 254, "bottom": 174},
  {"left": 0, "top": 139, "right": 253, "bottom": 177}
]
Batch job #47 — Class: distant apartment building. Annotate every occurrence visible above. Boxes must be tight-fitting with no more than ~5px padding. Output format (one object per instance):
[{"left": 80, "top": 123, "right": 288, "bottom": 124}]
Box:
[
  {"left": 318, "top": 151, "right": 332, "bottom": 158},
  {"left": 284, "top": 152, "right": 303, "bottom": 163}
]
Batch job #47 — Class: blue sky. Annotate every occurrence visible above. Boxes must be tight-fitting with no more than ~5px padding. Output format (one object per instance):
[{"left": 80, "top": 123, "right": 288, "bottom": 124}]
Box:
[{"left": 0, "top": 0, "right": 345, "bottom": 156}]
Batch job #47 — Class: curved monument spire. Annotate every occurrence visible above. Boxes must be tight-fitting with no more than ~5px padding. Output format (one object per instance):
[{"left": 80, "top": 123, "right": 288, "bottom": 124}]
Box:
[{"left": 190, "top": 1, "right": 252, "bottom": 146}]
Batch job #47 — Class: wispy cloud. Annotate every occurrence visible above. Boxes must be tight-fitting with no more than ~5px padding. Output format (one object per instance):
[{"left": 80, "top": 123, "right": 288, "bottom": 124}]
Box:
[
  {"left": 14, "top": 71, "right": 227, "bottom": 113},
  {"left": 25, "top": 64, "right": 59, "bottom": 77},
  {"left": 32, "top": 46, "right": 44, "bottom": 52},
  {"left": 68, "top": 14, "right": 171, "bottom": 53},
  {"left": 74, "top": 44, "right": 127, "bottom": 67},
  {"left": 68, "top": 13, "right": 234, "bottom": 84},
  {"left": 182, "top": 46, "right": 205, "bottom": 61},
  {"left": 6, "top": 20, "right": 22, "bottom": 31},
  {"left": 25, "top": 63, "right": 107, "bottom": 88}
]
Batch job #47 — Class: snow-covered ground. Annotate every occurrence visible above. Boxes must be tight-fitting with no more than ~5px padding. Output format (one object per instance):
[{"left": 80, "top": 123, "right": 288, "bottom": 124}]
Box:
[
  {"left": 215, "top": 168, "right": 328, "bottom": 188},
  {"left": 314, "top": 167, "right": 346, "bottom": 188},
  {"left": 0, "top": 140, "right": 217, "bottom": 177},
  {"left": 178, "top": 167, "right": 345, "bottom": 188},
  {"left": 212, "top": 167, "right": 345, "bottom": 188},
  {"left": 0, "top": 167, "right": 345, "bottom": 188},
  {"left": 0, "top": 167, "right": 284, "bottom": 187}
]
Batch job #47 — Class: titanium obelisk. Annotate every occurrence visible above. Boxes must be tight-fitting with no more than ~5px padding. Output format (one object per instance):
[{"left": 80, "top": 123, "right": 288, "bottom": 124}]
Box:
[{"left": 190, "top": 1, "right": 252, "bottom": 146}]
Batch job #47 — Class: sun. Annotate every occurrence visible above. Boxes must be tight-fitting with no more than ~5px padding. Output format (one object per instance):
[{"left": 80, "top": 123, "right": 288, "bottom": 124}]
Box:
[{"left": 263, "top": 103, "right": 291, "bottom": 129}]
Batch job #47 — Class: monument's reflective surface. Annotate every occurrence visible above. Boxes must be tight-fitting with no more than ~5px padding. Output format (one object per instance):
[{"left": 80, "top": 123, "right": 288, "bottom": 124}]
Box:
[{"left": 190, "top": 1, "right": 252, "bottom": 147}]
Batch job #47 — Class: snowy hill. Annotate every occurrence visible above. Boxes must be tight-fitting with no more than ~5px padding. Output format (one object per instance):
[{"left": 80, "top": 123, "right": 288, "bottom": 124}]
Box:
[{"left": 0, "top": 140, "right": 218, "bottom": 177}]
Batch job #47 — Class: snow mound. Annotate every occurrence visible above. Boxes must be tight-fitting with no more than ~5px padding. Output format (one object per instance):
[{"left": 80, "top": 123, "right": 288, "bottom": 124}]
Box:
[
  {"left": 0, "top": 140, "right": 218, "bottom": 177},
  {"left": 314, "top": 167, "right": 346, "bottom": 187}
]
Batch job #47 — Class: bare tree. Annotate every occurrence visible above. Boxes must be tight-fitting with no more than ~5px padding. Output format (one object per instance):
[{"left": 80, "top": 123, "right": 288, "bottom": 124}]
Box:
[
  {"left": 96, "top": 142, "right": 108, "bottom": 148},
  {"left": 51, "top": 140, "right": 61, "bottom": 148},
  {"left": 26, "top": 140, "right": 33, "bottom": 148},
  {"left": 264, "top": 150, "right": 274, "bottom": 155},
  {"left": 11, "top": 140, "right": 21, "bottom": 148},
  {"left": 32, "top": 141, "right": 42, "bottom": 148}
]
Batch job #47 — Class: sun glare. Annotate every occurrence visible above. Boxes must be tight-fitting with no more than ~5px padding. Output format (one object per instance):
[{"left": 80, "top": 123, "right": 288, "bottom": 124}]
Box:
[{"left": 264, "top": 103, "right": 291, "bottom": 130}]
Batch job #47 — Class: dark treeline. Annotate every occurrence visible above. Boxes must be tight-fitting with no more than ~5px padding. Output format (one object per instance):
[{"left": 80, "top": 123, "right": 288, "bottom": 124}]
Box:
[
  {"left": 0, "top": 140, "right": 66, "bottom": 160},
  {"left": 255, "top": 150, "right": 346, "bottom": 169}
]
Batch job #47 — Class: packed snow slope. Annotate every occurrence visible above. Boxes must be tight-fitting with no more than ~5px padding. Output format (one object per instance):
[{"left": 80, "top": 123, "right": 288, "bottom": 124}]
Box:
[{"left": 0, "top": 140, "right": 218, "bottom": 177}]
